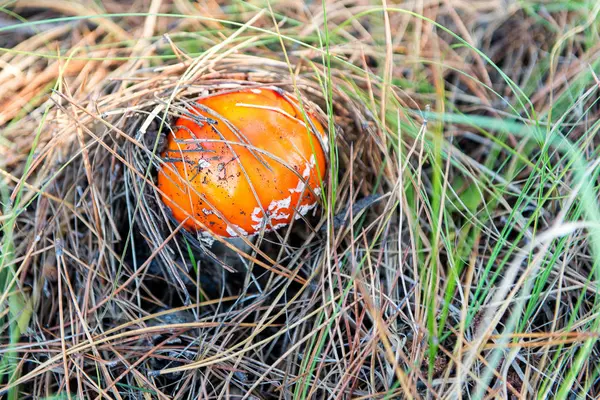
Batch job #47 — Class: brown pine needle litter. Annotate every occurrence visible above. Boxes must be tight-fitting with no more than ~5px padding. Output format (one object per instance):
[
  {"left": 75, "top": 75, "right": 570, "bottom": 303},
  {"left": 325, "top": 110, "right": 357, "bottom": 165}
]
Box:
[{"left": 2, "top": 0, "right": 600, "bottom": 399}]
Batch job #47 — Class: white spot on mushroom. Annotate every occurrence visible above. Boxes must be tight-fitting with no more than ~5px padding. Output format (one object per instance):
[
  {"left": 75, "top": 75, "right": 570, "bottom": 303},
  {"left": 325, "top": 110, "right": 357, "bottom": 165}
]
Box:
[
  {"left": 198, "top": 159, "right": 210, "bottom": 169},
  {"left": 251, "top": 207, "right": 263, "bottom": 223},
  {"left": 292, "top": 156, "right": 319, "bottom": 194},
  {"left": 300, "top": 154, "right": 317, "bottom": 180},
  {"left": 301, "top": 163, "right": 311, "bottom": 179},
  {"left": 251, "top": 207, "right": 268, "bottom": 231},
  {"left": 250, "top": 89, "right": 262, "bottom": 94},
  {"left": 314, "top": 187, "right": 322, "bottom": 197},
  {"left": 302, "top": 166, "right": 310, "bottom": 179},
  {"left": 226, "top": 224, "right": 249, "bottom": 237},
  {"left": 320, "top": 133, "right": 329, "bottom": 153},
  {"left": 250, "top": 198, "right": 294, "bottom": 232},
  {"left": 201, "top": 208, "right": 213, "bottom": 216},
  {"left": 295, "top": 202, "right": 318, "bottom": 219},
  {"left": 268, "top": 222, "right": 289, "bottom": 231},
  {"left": 268, "top": 196, "right": 291, "bottom": 211},
  {"left": 249, "top": 196, "right": 302, "bottom": 233},
  {"left": 267, "top": 197, "right": 293, "bottom": 223},
  {"left": 290, "top": 179, "right": 306, "bottom": 194},
  {"left": 271, "top": 212, "right": 290, "bottom": 220}
]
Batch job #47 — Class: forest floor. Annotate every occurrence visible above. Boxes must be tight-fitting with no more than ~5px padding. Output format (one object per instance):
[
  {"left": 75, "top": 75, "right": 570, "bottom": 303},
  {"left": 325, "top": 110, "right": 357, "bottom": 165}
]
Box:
[{"left": 1, "top": 0, "right": 600, "bottom": 399}]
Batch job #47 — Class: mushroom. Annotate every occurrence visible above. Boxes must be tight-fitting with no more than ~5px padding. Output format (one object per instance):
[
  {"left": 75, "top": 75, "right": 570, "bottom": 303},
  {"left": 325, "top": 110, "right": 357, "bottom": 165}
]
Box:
[{"left": 157, "top": 87, "right": 328, "bottom": 239}]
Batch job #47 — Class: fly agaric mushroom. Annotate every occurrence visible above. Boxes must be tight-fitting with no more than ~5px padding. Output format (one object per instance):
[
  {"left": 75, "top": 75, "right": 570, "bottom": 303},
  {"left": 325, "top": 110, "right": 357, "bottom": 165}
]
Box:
[{"left": 157, "top": 87, "right": 328, "bottom": 240}]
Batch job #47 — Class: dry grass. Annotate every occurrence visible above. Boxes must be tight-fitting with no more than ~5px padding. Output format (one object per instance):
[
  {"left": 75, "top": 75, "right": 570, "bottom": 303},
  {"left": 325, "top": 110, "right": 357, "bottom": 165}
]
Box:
[{"left": 1, "top": 0, "right": 600, "bottom": 399}]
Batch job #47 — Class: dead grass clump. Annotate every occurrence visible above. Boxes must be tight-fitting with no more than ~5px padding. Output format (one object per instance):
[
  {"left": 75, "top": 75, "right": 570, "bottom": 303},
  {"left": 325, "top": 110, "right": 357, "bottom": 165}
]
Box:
[{"left": 1, "top": 36, "right": 400, "bottom": 397}]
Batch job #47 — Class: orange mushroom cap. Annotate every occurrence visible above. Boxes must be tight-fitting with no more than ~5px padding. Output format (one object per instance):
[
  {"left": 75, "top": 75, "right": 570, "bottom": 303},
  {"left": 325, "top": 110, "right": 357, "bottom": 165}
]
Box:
[{"left": 157, "top": 87, "right": 328, "bottom": 239}]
